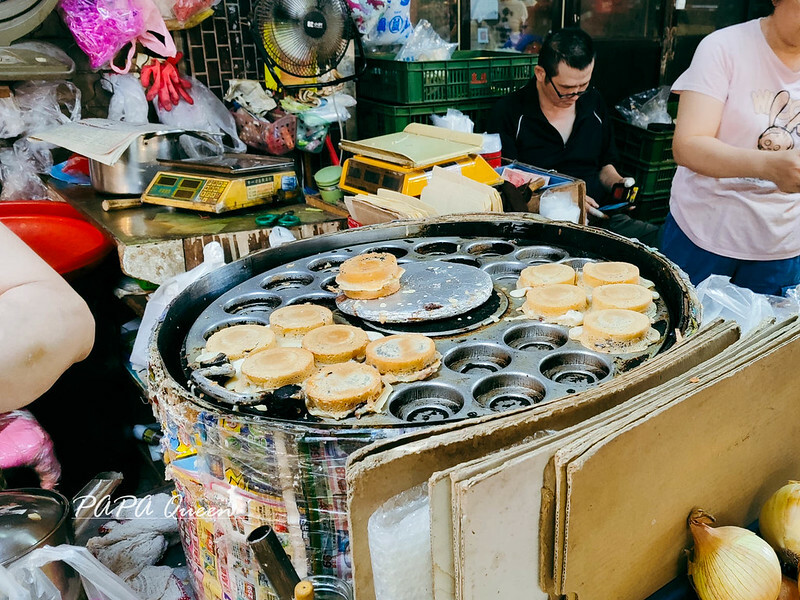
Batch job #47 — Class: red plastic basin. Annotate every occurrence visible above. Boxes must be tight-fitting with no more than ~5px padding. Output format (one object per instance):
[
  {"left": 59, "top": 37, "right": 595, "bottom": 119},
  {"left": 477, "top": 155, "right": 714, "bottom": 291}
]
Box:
[{"left": 0, "top": 201, "right": 114, "bottom": 276}]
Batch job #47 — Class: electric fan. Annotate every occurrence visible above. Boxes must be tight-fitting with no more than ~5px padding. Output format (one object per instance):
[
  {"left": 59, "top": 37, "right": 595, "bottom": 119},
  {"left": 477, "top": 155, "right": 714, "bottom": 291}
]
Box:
[{"left": 251, "top": 0, "right": 363, "bottom": 92}]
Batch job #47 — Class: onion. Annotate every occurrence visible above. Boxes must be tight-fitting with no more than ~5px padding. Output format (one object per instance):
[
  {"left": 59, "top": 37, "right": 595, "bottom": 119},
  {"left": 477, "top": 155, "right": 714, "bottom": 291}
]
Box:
[
  {"left": 687, "top": 508, "right": 782, "bottom": 600},
  {"left": 778, "top": 576, "right": 800, "bottom": 600},
  {"left": 760, "top": 481, "right": 800, "bottom": 573}
]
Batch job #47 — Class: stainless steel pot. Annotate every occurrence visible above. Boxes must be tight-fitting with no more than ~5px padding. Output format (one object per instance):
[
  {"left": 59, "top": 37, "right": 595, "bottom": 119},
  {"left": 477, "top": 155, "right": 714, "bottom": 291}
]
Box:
[
  {"left": 88, "top": 130, "right": 219, "bottom": 195},
  {"left": 0, "top": 474, "right": 123, "bottom": 600},
  {"left": 0, "top": 489, "right": 81, "bottom": 600}
]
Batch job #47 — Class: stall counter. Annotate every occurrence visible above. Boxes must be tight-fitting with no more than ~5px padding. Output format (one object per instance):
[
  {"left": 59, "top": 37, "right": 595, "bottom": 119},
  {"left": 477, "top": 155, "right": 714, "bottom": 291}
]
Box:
[{"left": 47, "top": 180, "right": 349, "bottom": 285}]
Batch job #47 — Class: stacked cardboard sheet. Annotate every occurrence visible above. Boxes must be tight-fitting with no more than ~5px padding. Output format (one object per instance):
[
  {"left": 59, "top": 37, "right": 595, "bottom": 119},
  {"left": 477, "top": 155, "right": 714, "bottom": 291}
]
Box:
[
  {"left": 347, "top": 316, "right": 800, "bottom": 600},
  {"left": 346, "top": 319, "right": 741, "bottom": 600},
  {"left": 419, "top": 167, "right": 503, "bottom": 215},
  {"left": 344, "top": 189, "right": 437, "bottom": 226}
]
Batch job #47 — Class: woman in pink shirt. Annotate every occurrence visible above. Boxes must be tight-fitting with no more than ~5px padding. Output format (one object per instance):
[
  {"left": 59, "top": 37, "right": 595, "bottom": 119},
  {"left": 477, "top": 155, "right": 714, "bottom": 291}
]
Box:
[{"left": 662, "top": 0, "right": 800, "bottom": 295}]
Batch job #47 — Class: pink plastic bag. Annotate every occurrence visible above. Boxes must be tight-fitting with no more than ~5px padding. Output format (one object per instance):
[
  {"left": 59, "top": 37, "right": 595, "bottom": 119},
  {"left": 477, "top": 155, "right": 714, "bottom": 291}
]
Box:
[
  {"left": 0, "top": 411, "right": 61, "bottom": 490},
  {"left": 58, "top": 0, "right": 175, "bottom": 73},
  {"left": 58, "top": 0, "right": 143, "bottom": 70}
]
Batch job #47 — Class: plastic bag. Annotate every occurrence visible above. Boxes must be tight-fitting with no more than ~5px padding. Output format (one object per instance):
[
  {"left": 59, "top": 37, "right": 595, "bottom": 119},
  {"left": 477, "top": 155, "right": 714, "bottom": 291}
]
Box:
[
  {"left": 103, "top": 73, "right": 149, "bottom": 124},
  {"left": 295, "top": 111, "right": 330, "bottom": 153},
  {"left": 0, "top": 143, "right": 49, "bottom": 201},
  {"left": 10, "top": 42, "right": 75, "bottom": 74},
  {"left": 155, "top": 78, "right": 245, "bottom": 156},
  {"left": 615, "top": 85, "right": 673, "bottom": 130},
  {"left": 3, "top": 545, "right": 140, "bottom": 600},
  {"left": 0, "top": 411, "right": 60, "bottom": 489},
  {"left": 13, "top": 80, "right": 81, "bottom": 135},
  {"left": 345, "top": 0, "right": 387, "bottom": 35},
  {"left": 130, "top": 242, "right": 226, "bottom": 371},
  {"left": 58, "top": 0, "right": 173, "bottom": 73},
  {"left": 395, "top": 19, "right": 457, "bottom": 62},
  {"left": 303, "top": 93, "right": 356, "bottom": 124},
  {"left": 696, "top": 274, "right": 800, "bottom": 336},
  {"left": 58, "top": 0, "right": 144, "bottom": 70},
  {"left": 231, "top": 107, "right": 296, "bottom": 155},
  {"left": 363, "top": 0, "right": 412, "bottom": 48},
  {"left": 0, "top": 97, "right": 25, "bottom": 139},
  {"left": 430, "top": 108, "right": 474, "bottom": 133}
]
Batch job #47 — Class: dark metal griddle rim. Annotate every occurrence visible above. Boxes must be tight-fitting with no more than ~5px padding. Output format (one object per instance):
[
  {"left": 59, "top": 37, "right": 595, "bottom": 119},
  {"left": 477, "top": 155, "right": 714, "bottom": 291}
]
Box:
[{"left": 154, "top": 214, "right": 699, "bottom": 427}]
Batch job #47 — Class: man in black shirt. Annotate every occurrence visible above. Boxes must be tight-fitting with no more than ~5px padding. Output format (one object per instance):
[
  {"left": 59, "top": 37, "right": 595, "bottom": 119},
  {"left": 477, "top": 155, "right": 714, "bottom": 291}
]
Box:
[{"left": 488, "top": 28, "right": 660, "bottom": 246}]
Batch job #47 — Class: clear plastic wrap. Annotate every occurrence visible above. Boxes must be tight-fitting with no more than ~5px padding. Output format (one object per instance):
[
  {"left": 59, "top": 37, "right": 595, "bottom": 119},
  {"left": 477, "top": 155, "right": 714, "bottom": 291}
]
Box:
[
  {"left": 0, "top": 143, "right": 49, "bottom": 201},
  {"left": 4, "top": 546, "right": 140, "bottom": 600},
  {"left": 430, "top": 108, "right": 474, "bottom": 133},
  {"left": 367, "top": 484, "right": 433, "bottom": 600},
  {"left": 696, "top": 274, "right": 800, "bottom": 336},
  {"left": 148, "top": 348, "right": 412, "bottom": 599},
  {"left": 103, "top": 73, "right": 150, "bottom": 124},
  {"left": 394, "top": 19, "right": 457, "bottom": 62},
  {"left": 614, "top": 86, "right": 673, "bottom": 130},
  {"left": 155, "top": 78, "right": 245, "bottom": 156}
]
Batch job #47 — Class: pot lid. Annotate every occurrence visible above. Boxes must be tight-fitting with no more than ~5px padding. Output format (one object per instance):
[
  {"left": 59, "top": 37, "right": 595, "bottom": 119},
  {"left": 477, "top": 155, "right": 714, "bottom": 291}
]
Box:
[
  {"left": 0, "top": 489, "right": 70, "bottom": 565},
  {"left": 314, "top": 165, "right": 342, "bottom": 187}
]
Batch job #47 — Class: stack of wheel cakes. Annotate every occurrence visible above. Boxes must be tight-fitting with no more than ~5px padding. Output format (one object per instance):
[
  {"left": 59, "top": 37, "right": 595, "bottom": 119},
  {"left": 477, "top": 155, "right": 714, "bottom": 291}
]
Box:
[
  {"left": 194, "top": 253, "right": 441, "bottom": 420},
  {"left": 517, "top": 260, "right": 661, "bottom": 353}
]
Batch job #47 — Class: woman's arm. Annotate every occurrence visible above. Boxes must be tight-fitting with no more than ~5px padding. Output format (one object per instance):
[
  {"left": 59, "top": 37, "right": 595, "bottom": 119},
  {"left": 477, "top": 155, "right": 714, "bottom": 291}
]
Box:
[
  {"left": 0, "top": 223, "right": 95, "bottom": 411},
  {"left": 673, "top": 90, "right": 800, "bottom": 193}
]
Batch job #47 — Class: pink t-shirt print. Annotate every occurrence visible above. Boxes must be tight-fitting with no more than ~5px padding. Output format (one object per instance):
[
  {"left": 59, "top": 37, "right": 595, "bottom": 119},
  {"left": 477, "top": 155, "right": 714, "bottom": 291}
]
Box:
[
  {"left": 757, "top": 90, "right": 800, "bottom": 151},
  {"left": 670, "top": 18, "right": 800, "bottom": 261}
]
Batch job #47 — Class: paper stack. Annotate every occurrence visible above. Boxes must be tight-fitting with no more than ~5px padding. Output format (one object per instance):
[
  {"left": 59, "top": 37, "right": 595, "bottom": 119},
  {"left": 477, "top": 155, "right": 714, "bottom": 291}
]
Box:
[
  {"left": 419, "top": 167, "right": 503, "bottom": 214},
  {"left": 345, "top": 189, "right": 438, "bottom": 225},
  {"left": 31, "top": 118, "right": 184, "bottom": 166}
]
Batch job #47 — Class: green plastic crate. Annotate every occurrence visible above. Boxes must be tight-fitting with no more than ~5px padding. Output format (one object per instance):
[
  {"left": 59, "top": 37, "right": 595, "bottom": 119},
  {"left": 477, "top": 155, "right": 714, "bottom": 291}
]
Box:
[
  {"left": 357, "top": 97, "right": 499, "bottom": 139},
  {"left": 619, "top": 158, "right": 677, "bottom": 197},
  {"left": 357, "top": 51, "right": 538, "bottom": 105},
  {"left": 613, "top": 116, "right": 675, "bottom": 164},
  {"left": 632, "top": 200, "right": 669, "bottom": 225}
]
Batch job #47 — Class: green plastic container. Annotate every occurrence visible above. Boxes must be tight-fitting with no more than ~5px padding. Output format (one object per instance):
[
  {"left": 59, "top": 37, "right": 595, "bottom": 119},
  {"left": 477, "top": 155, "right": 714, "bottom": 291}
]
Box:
[
  {"left": 314, "top": 165, "right": 344, "bottom": 204},
  {"left": 357, "top": 97, "right": 499, "bottom": 138},
  {"left": 357, "top": 51, "right": 538, "bottom": 104},
  {"left": 613, "top": 116, "right": 675, "bottom": 164},
  {"left": 618, "top": 157, "right": 677, "bottom": 197}
]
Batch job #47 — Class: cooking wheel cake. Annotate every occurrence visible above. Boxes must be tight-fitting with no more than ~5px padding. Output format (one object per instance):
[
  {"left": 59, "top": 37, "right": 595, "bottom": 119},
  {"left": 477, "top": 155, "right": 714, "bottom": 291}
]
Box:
[
  {"left": 522, "top": 284, "right": 588, "bottom": 318},
  {"left": 241, "top": 347, "right": 315, "bottom": 388},
  {"left": 365, "top": 333, "right": 440, "bottom": 382},
  {"left": 591, "top": 283, "right": 653, "bottom": 313},
  {"left": 517, "top": 263, "right": 577, "bottom": 288},
  {"left": 269, "top": 303, "right": 334, "bottom": 342},
  {"left": 335, "top": 252, "right": 405, "bottom": 300},
  {"left": 204, "top": 324, "right": 276, "bottom": 360},
  {"left": 582, "top": 261, "right": 640, "bottom": 287},
  {"left": 581, "top": 309, "right": 652, "bottom": 350},
  {"left": 304, "top": 361, "right": 384, "bottom": 420},
  {"left": 301, "top": 324, "right": 370, "bottom": 364}
]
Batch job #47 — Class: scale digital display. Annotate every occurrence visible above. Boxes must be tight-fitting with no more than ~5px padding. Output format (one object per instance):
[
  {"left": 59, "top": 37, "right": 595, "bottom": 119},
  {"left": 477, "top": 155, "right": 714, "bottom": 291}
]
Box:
[
  {"left": 148, "top": 174, "right": 229, "bottom": 203},
  {"left": 343, "top": 159, "right": 406, "bottom": 194}
]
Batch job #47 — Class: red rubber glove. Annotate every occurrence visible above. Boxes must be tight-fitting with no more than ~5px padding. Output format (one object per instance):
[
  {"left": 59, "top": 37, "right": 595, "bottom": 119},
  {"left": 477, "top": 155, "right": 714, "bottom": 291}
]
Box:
[{"left": 139, "top": 53, "right": 194, "bottom": 111}]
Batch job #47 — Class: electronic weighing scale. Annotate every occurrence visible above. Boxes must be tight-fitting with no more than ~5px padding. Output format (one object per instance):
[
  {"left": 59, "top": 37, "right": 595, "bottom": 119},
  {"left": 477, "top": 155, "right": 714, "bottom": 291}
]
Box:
[
  {"left": 141, "top": 154, "right": 300, "bottom": 213},
  {"left": 339, "top": 154, "right": 500, "bottom": 197},
  {"left": 338, "top": 123, "right": 502, "bottom": 198}
]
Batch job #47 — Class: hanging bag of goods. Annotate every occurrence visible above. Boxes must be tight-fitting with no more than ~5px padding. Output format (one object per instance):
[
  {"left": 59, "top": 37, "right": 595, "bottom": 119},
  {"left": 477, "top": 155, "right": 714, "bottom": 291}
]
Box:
[{"left": 58, "top": 0, "right": 175, "bottom": 73}]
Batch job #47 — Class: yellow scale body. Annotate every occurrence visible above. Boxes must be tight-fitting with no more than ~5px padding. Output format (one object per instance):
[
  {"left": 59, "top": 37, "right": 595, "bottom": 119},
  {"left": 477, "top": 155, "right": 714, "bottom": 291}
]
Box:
[{"left": 339, "top": 154, "right": 501, "bottom": 198}]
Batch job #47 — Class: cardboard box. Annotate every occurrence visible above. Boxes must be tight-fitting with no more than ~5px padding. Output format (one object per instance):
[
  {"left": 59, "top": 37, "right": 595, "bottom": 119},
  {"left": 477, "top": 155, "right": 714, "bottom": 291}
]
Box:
[{"left": 346, "top": 320, "right": 740, "bottom": 600}]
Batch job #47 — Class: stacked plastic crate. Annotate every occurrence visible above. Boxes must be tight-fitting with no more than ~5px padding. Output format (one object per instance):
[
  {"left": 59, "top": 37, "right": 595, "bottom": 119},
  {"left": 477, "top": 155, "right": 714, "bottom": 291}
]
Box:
[
  {"left": 613, "top": 116, "right": 677, "bottom": 225},
  {"left": 356, "top": 51, "right": 538, "bottom": 138}
]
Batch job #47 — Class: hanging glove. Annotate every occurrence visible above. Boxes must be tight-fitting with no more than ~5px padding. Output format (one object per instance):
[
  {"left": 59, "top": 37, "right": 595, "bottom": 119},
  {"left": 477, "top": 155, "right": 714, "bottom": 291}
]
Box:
[{"left": 140, "top": 53, "right": 194, "bottom": 111}]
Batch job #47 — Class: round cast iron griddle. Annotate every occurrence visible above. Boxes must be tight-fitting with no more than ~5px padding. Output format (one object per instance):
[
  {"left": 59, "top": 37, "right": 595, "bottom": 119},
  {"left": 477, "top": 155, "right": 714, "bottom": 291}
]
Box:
[
  {"left": 335, "top": 261, "right": 494, "bottom": 323},
  {"left": 0, "top": 201, "right": 113, "bottom": 275}
]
